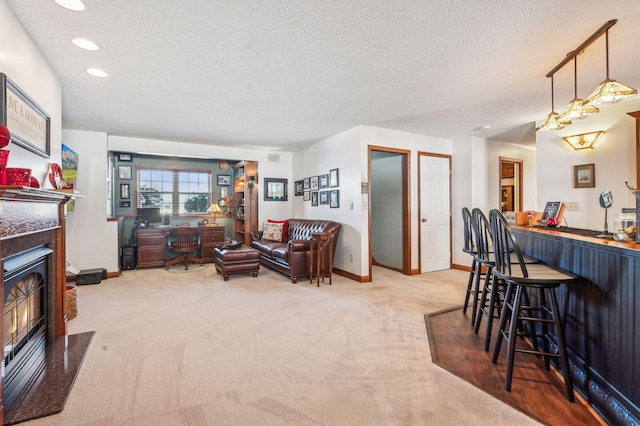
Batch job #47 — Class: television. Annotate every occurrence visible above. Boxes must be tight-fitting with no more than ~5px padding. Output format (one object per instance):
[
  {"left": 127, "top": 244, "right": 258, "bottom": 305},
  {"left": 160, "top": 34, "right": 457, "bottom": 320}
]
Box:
[{"left": 136, "top": 207, "right": 162, "bottom": 225}]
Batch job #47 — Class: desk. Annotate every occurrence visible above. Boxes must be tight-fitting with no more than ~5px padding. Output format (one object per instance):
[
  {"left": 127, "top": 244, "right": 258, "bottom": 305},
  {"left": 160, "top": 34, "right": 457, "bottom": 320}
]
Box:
[
  {"left": 309, "top": 232, "right": 333, "bottom": 286},
  {"left": 136, "top": 226, "right": 225, "bottom": 269}
]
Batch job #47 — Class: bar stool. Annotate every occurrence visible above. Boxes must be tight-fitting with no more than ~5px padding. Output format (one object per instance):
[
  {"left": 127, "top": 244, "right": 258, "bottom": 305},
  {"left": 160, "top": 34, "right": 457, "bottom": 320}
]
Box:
[
  {"left": 461, "top": 208, "right": 479, "bottom": 322},
  {"left": 489, "top": 209, "right": 577, "bottom": 402},
  {"left": 473, "top": 209, "right": 538, "bottom": 351}
]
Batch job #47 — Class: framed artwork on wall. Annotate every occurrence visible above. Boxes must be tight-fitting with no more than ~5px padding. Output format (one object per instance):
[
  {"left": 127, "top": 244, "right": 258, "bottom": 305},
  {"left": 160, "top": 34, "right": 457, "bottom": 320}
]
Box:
[
  {"left": 0, "top": 73, "right": 50, "bottom": 158},
  {"left": 310, "top": 176, "right": 319, "bottom": 190},
  {"left": 217, "top": 174, "right": 231, "bottom": 186},
  {"left": 303, "top": 191, "right": 310, "bottom": 201},
  {"left": 319, "top": 174, "right": 329, "bottom": 189},
  {"left": 295, "top": 180, "right": 303, "bottom": 196},
  {"left": 311, "top": 191, "right": 318, "bottom": 206},
  {"left": 573, "top": 163, "right": 595, "bottom": 188},
  {"left": 118, "top": 153, "right": 132, "bottom": 161},
  {"left": 329, "top": 168, "right": 339, "bottom": 187},
  {"left": 329, "top": 190, "right": 339, "bottom": 208},
  {"left": 319, "top": 191, "right": 328, "bottom": 205},
  {"left": 303, "top": 177, "right": 310, "bottom": 189},
  {"left": 118, "top": 165, "right": 132, "bottom": 180},
  {"left": 120, "top": 183, "right": 130, "bottom": 199}
]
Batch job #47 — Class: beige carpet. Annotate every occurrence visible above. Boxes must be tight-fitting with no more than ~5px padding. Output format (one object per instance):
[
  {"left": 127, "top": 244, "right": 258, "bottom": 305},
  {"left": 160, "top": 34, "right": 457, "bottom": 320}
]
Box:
[{"left": 24, "top": 266, "right": 540, "bottom": 425}]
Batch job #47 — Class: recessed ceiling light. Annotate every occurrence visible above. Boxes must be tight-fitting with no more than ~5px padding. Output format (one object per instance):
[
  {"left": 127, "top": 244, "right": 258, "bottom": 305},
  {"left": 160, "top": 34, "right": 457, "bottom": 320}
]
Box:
[
  {"left": 54, "top": 0, "right": 85, "bottom": 11},
  {"left": 86, "top": 68, "right": 109, "bottom": 78},
  {"left": 72, "top": 38, "right": 101, "bottom": 51}
]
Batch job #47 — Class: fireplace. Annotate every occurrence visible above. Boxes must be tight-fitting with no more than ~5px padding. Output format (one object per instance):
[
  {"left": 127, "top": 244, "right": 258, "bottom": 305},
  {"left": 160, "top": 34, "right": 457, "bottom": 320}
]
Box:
[
  {"left": 2, "top": 247, "right": 51, "bottom": 409},
  {"left": 0, "top": 187, "right": 93, "bottom": 425}
]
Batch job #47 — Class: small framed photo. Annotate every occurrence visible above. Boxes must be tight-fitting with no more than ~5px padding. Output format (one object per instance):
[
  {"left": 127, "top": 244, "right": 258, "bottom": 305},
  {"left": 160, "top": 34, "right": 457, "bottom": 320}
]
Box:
[
  {"left": 319, "top": 174, "right": 329, "bottom": 189},
  {"left": 220, "top": 187, "right": 228, "bottom": 198},
  {"left": 573, "top": 163, "right": 595, "bottom": 188},
  {"left": 311, "top": 191, "right": 318, "bottom": 206},
  {"left": 119, "top": 200, "right": 131, "bottom": 208},
  {"left": 310, "top": 176, "right": 319, "bottom": 190},
  {"left": 118, "top": 153, "right": 132, "bottom": 161},
  {"left": 329, "top": 190, "right": 340, "bottom": 208},
  {"left": 319, "top": 190, "right": 329, "bottom": 205},
  {"left": 329, "top": 168, "right": 339, "bottom": 187},
  {"left": 294, "top": 180, "right": 303, "bottom": 196},
  {"left": 217, "top": 174, "right": 231, "bottom": 186},
  {"left": 303, "top": 190, "right": 310, "bottom": 201},
  {"left": 118, "top": 165, "right": 132, "bottom": 180},
  {"left": 303, "top": 177, "right": 310, "bottom": 189},
  {"left": 120, "top": 183, "right": 130, "bottom": 199}
]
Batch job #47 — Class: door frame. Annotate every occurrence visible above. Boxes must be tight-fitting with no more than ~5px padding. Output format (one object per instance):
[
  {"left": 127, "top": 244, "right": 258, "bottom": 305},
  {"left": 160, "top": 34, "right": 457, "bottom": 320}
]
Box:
[
  {"left": 368, "top": 145, "right": 411, "bottom": 278},
  {"left": 498, "top": 157, "right": 523, "bottom": 212},
  {"left": 418, "top": 151, "right": 452, "bottom": 273}
]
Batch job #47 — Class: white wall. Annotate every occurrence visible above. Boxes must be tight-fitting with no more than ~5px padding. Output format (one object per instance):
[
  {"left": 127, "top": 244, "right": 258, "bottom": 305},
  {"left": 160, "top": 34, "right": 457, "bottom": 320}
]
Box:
[
  {"left": 292, "top": 126, "right": 362, "bottom": 275},
  {"left": 486, "top": 139, "right": 537, "bottom": 212},
  {"left": 0, "top": 0, "right": 62, "bottom": 184},
  {"left": 535, "top": 97, "right": 640, "bottom": 230}
]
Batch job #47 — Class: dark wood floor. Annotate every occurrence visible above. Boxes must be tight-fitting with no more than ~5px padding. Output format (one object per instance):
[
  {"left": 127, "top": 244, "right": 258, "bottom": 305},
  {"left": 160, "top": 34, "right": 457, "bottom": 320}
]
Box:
[{"left": 425, "top": 306, "right": 604, "bottom": 426}]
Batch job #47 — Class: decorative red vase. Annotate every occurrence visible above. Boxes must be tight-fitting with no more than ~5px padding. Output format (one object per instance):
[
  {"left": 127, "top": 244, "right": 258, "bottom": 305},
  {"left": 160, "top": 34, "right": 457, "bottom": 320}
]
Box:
[{"left": 547, "top": 217, "right": 558, "bottom": 227}]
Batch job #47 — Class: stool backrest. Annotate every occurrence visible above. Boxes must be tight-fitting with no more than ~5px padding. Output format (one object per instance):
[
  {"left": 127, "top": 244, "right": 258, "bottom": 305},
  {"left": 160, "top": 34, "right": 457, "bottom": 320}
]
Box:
[
  {"left": 462, "top": 207, "right": 475, "bottom": 254},
  {"left": 471, "top": 208, "right": 492, "bottom": 263},
  {"left": 489, "top": 209, "right": 528, "bottom": 277}
]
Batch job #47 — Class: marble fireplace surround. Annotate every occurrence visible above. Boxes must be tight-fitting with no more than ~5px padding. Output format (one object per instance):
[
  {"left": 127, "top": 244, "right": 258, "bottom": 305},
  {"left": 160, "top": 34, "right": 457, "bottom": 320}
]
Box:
[{"left": 0, "top": 187, "right": 92, "bottom": 425}]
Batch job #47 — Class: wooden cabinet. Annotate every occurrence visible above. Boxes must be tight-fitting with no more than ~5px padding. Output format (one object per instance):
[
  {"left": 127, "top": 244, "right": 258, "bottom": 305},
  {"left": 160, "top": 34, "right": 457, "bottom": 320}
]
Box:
[
  {"left": 201, "top": 226, "right": 225, "bottom": 262},
  {"left": 136, "top": 228, "right": 166, "bottom": 269},
  {"left": 232, "top": 161, "right": 258, "bottom": 245}
]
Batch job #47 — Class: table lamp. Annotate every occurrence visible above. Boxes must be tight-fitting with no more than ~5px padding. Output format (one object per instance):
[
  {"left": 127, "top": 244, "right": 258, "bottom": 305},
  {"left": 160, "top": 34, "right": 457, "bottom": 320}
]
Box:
[{"left": 207, "top": 202, "right": 222, "bottom": 226}]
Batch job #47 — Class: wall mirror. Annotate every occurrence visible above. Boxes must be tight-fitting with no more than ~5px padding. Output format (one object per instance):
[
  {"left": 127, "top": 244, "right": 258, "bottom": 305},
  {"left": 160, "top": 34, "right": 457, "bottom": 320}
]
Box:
[{"left": 264, "top": 178, "right": 288, "bottom": 201}]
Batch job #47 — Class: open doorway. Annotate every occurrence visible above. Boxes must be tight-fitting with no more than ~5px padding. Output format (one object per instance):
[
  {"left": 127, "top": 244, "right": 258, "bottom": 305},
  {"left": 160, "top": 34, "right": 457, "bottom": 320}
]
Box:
[
  {"left": 368, "top": 146, "right": 410, "bottom": 278},
  {"left": 499, "top": 157, "right": 523, "bottom": 213}
]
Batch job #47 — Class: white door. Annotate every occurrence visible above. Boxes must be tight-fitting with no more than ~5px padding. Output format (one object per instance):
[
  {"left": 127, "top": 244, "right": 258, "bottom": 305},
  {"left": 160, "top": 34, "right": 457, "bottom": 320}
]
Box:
[{"left": 420, "top": 154, "right": 451, "bottom": 272}]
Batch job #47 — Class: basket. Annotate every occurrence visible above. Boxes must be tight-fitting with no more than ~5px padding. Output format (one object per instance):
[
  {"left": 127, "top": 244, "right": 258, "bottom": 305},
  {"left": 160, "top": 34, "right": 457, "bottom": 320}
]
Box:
[{"left": 66, "top": 285, "right": 78, "bottom": 320}]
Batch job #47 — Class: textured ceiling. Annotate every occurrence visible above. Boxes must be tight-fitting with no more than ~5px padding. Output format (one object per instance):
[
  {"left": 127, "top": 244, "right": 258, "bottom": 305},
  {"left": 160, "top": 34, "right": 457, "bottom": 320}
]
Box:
[{"left": 6, "top": 0, "right": 640, "bottom": 150}]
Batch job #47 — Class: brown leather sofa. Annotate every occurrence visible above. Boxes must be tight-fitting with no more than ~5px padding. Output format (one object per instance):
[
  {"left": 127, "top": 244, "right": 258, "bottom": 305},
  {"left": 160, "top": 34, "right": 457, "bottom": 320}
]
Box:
[{"left": 250, "top": 219, "right": 341, "bottom": 283}]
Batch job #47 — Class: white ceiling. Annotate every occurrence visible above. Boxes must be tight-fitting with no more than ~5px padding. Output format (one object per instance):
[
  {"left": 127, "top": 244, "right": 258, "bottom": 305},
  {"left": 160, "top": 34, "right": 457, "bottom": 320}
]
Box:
[{"left": 7, "top": 1, "right": 640, "bottom": 150}]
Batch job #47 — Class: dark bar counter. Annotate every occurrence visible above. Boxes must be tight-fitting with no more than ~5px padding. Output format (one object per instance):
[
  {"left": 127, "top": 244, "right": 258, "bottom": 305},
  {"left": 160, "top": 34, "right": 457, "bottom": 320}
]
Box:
[{"left": 513, "top": 226, "right": 639, "bottom": 425}]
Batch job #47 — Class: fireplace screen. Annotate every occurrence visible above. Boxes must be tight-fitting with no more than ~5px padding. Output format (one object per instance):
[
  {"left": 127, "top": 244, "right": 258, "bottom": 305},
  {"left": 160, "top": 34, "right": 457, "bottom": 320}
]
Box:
[
  {"left": 2, "top": 247, "right": 51, "bottom": 401},
  {"left": 3, "top": 271, "right": 45, "bottom": 365}
]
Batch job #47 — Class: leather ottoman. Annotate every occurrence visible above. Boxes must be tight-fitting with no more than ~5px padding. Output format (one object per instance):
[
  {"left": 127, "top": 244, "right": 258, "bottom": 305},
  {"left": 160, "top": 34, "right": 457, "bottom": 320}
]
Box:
[{"left": 213, "top": 245, "right": 261, "bottom": 281}]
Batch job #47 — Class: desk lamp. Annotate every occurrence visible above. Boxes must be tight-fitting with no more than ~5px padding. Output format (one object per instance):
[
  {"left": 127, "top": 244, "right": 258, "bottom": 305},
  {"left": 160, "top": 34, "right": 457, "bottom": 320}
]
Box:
[{"left": 207, "top": 203, "right": 222, "bottom": 226}]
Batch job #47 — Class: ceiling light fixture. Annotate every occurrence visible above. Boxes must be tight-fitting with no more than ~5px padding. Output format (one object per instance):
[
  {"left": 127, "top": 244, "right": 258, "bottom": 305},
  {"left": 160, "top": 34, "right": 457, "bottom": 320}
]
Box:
[
  {"left": 86, "top": 68, "right": 109, "bottom": 78},
  {"left": 563, "top": 131, "right": 604, "bottom": 150},
  {"left": 537, "top": 19, "right": 628, "bottom": 131},
  {"left": 537, "top": 75, "right": 571, "bottom": 131},
  {"left": 584, "top": 29, "right": 637, "bottom": 106},
  {"left": 72, "top": 38, "right": 101, "bottom": 51},
  {"left": 54, "top": 0, "right": 85, "bottom": 11},
  {"left": 556, "top": 56, "right": 599, "bottom": 121}
]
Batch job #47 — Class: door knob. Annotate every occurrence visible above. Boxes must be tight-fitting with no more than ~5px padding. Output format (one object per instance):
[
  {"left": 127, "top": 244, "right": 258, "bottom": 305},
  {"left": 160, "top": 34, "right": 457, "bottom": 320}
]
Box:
[{"left": 422, "top": 218, "right": 427, "bottom": 222}]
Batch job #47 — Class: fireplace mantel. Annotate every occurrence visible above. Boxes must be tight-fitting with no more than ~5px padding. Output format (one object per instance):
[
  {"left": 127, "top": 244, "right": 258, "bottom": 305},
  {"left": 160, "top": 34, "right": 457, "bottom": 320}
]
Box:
[{"left": 0, "top": 185, "right": 77, "bottom": 424}]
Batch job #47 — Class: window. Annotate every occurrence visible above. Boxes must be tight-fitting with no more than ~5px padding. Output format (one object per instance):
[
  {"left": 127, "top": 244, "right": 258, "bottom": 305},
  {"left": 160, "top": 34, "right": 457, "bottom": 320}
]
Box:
[{"left": 136, "top": 166, "right": 212, "bottom": 215}]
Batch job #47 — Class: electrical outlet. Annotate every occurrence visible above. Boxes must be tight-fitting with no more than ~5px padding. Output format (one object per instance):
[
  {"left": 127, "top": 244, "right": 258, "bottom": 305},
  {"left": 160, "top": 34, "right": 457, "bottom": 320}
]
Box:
[
  {"left": 564, "top": 202, "right": 580, "bottom": 211},
  {"left": 350, "top": 254, "right": 353, "bottom": 263}
]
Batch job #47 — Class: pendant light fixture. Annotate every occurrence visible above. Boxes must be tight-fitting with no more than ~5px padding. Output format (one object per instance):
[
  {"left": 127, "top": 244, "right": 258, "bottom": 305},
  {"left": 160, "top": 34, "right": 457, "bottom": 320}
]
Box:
[
  {"left": 538, "top": 75, "right": 571, "bottom": 131},
  {"left": 557, "top": 56, "right": 599, "bottom": 121},
  {"left": 584, "top": 29, "right": 637, "bottom": 105}
]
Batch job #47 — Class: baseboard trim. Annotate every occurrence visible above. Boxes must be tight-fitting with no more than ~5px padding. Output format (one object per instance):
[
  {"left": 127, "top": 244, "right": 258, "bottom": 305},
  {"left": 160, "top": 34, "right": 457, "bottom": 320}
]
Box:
[
  {"left": 333, "top": 268, "right": 370, "bottom": 282},
  {"left": 451, "top": 263, "right": 470, "bottom": 272}
]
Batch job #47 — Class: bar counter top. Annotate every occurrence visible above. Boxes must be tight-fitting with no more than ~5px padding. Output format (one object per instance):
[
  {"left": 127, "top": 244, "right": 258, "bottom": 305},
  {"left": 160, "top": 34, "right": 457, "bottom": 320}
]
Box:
[
  {"left": 512, "top": 225, "right": 640, "bottom": 425},
  {"left": 514, "top": 224, "right": 640, "bottom": 252}
]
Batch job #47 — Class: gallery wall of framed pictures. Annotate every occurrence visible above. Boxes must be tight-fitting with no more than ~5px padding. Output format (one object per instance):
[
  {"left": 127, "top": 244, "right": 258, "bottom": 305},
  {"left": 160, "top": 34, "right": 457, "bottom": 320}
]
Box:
[{"left": 295, "top": 168, "right": 339, "bottom": 208}]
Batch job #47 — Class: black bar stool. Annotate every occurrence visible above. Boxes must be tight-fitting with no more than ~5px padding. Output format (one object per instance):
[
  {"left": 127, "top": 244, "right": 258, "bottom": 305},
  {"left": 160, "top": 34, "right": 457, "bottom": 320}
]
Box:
[
  {"left": 461, "top": 207, "right": 479, "bottom": 323},
  {"left": 489, "top": 209, "right": 577, "bottom": 402},
  {"left": 473, "top": 208, "right": 538, "bottom": 351}
]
